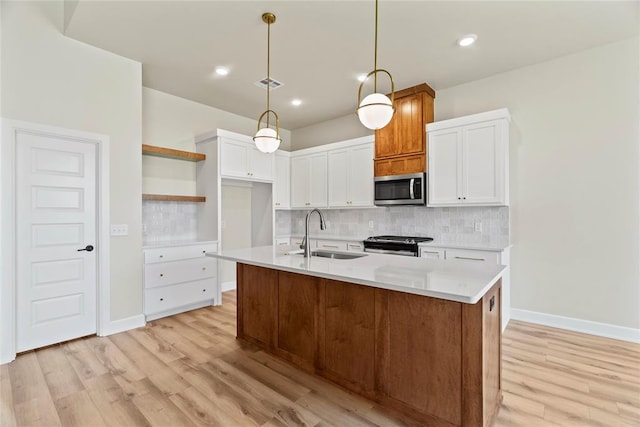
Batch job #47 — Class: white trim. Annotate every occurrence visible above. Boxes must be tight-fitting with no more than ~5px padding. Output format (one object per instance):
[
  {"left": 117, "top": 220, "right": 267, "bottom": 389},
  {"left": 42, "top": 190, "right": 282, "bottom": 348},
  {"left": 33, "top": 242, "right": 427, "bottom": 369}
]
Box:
[
  {"left": 511, "top": 308, "right": 640, "bottom": 344},
  {"left": 221, "top": 281, "right": 237, "bottom": 292},
  {"left": 426, "top": 108, "right": 511, "bottom": 132},
  {"left": 0, "top": 119, "right": 110, "bottom": 364},
  {"left": 145, "top": 300, "right": 214, "bottom": 322},
  {"left": 290, "top": 135, "right": 374, "bottom": 157},
  {"left": 100, "top": 314, "right": 146, "bottom": 336}
]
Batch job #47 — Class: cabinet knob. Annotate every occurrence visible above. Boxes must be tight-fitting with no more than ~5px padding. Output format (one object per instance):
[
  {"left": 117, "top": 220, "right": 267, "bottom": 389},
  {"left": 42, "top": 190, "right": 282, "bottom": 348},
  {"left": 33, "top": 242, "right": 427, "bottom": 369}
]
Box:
[
  {"left": 458, "top": 197, "right": 461, "bottom": 200},
  {"left": 160, "top": 298, "right": 164, "bottom": 301},
  {"left": 202, "top": 289, "right": 206, "bottom": 292},
  {"left": 159, "top": 255, "right": 164, "bottom": 258},
  {"left": 202, "top": 267, "right": 206, "bottom": 270},
  {"left": 202, "top": 250, "right": 206, "bottom": 254},
  {"left": 463, "top": 197, "right": 466, "bottom": 200},
  {"left": 160, "top": 273, "right": 164, "bottom": 277}
]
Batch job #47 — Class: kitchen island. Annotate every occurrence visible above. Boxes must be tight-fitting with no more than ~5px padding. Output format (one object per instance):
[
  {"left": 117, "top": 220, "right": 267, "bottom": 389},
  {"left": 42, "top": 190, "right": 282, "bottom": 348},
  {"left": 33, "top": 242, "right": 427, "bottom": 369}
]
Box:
[{"left": 207, "top": 246, "right": 506, "bottom": 427}]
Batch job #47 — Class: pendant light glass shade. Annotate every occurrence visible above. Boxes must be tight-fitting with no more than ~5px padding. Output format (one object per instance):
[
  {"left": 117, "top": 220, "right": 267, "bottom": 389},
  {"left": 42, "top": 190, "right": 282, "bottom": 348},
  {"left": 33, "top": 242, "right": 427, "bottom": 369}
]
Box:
[
  {"left": 357, "top": 93, "right": 394, "bottom": 130},
  {"left": 253, "top": 12, "right": 282, "bottom": 154},
  {"left": 356, "top": 0, "right": 395, "bottom": 130},
  {"left": 254, "top": 126, "right": 281, "bottom": 153}
]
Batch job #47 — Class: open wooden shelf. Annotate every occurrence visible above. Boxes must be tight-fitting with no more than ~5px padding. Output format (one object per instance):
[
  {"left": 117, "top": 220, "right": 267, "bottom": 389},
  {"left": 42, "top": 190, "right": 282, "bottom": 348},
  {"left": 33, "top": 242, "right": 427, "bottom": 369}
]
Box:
[
  {"left": 142, "top": 194, "right": 206, "bottom": 203},
  {"left": 142, "top": 144, "right": 205, "bottom": 162}
]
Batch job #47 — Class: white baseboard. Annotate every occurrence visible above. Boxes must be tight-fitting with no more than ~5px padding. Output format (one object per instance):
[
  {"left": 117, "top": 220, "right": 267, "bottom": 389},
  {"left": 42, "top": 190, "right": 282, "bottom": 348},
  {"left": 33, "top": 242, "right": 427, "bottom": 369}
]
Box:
[
  {"left": 511, "top": 309, "right": 640, "bottom": 344},
  {"left": 221, "top": 281, "right": 236, "bottom": 292},
  {"left": 99, "top": 314, "right": 146, "bottom": 336}
]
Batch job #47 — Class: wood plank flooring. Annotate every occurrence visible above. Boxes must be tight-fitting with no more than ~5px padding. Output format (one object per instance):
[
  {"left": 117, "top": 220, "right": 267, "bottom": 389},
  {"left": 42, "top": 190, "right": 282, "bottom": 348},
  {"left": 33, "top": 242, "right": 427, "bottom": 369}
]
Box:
[{"left": 1, "top": 291, "right": 638, "bottom": 426}]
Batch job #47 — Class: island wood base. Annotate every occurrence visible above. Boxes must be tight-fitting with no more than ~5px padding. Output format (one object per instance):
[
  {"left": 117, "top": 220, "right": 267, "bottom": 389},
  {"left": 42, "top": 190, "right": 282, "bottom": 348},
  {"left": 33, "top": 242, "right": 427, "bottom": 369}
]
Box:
[{"left": 236, "top": 263, "right": 502, "bottom": 427}]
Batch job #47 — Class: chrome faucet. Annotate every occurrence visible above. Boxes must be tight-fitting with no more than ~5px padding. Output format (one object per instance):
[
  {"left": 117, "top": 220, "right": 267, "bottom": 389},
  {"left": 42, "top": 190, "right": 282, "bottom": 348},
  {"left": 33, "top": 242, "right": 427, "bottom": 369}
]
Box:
[{"left": 301, "top": 208, "right": 326, "bottom": 257}]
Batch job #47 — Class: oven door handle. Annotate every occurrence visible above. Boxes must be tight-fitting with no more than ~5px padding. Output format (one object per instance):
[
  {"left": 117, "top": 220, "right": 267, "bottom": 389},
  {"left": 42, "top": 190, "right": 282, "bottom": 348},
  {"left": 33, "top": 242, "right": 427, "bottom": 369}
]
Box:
[
  {"left": 409, "top": 178, "right": 415, "bottom": 199},
  {"left": 364, "top": 248, "right": 416, "bottom": 257}
]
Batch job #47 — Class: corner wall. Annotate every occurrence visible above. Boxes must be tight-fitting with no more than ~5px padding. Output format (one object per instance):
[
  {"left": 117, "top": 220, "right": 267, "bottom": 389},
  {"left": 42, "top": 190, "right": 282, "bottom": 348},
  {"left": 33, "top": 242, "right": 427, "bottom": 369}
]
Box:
[
  {"left": 1, "top": 0, "right": 143, "bottom": 322},
  {"left": 435, "top": 37, "right": 639, "bottom": 330}
]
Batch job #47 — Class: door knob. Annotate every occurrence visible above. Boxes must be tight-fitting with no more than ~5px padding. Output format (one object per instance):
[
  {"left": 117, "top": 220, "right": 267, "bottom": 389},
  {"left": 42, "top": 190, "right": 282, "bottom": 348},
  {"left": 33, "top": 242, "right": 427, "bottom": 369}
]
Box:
[{"left": 77, "top": 245, "right": 94, "bottom": 252}]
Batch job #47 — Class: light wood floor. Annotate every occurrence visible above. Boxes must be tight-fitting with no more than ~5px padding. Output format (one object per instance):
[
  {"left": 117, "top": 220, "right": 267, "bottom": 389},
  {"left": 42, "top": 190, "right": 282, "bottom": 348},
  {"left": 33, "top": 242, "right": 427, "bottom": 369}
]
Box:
[{"left": 1, "top": 291, "right": 639, "bottom": 426}]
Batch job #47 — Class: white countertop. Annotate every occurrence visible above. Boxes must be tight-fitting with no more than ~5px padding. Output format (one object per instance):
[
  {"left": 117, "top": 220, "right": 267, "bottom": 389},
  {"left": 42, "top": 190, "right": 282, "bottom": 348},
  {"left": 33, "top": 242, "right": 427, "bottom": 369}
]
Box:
[
  {"left": 207, "top": 245, "right": 506, "bottom": 304},
  {"left": 143, "top": 240, "right": 217, "bottom": 249},
  {"left": 419, "top": 241, "right": 511, "bottom": 252}
]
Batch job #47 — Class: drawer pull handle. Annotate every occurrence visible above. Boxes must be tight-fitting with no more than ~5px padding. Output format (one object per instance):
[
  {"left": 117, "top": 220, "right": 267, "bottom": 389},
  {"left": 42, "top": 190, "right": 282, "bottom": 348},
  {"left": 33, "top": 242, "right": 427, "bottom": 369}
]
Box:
[
  {"left": 423, "top": 251, "right": 440, "bottom": 254},
  {"left": 454, "top": 256, "right": 485, "bottom": 261},
  {"left": 322, "top": 245, "right": 339, "bottom": 248},
  {"left": 490, "top": 296, "right": 495, "bottom": 312}
]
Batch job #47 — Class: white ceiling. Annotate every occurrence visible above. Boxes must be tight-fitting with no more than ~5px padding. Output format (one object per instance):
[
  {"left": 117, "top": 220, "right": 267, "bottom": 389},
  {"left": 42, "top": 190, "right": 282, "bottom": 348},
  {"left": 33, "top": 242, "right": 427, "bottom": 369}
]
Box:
[{"left": 64, "top": 1, "right": 638, "bottom": 130}]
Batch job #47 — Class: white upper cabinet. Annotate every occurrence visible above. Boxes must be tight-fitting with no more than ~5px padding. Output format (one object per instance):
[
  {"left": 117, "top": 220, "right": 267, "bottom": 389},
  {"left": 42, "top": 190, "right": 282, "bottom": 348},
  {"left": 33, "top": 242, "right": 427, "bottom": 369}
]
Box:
[
  {"left": 220, "top": 138, "right": 274, "bottom": 181},
  {"left": 291, "top": 152, "right": 327, "bottom": 208},
  {"left": 328, "top": 143, "right": 374, "bottom": 207},
  {"left": 427, "top": 109, "right": 510, "bottom": 207},
  {"left": 274, "top": 151, "right": 290, "bottom": 208}
]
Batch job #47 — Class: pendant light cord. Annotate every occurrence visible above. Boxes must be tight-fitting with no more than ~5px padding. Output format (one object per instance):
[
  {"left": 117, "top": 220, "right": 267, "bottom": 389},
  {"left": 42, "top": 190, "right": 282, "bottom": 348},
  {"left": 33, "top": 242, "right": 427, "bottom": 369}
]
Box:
[
  {"left": 374, "top": 0, "right": 378, "bottom": 92},
  {"left": 266, "top": 19, "right": 271, "bottom": 128}
]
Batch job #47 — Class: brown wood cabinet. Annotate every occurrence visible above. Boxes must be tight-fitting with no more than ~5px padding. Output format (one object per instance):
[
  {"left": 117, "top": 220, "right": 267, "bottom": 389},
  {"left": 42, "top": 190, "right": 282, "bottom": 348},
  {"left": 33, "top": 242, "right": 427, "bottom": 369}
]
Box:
[
  {"left": 374, "top": 83, "right": 436, "bottom": 176},
  {"left": 236, "top": 263, "right": 502, "bottom": 427}
]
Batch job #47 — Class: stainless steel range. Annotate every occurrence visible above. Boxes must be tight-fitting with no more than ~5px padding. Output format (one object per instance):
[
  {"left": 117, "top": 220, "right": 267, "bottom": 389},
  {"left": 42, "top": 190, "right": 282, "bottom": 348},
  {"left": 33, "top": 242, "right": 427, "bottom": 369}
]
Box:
[{"left": 363, "top": 235, "right": 434, "bottom": 257}]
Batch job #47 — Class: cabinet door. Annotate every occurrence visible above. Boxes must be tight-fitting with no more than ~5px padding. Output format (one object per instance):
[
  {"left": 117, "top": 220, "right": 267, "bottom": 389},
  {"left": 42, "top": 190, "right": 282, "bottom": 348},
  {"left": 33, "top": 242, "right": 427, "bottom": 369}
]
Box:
[
  {"left": 462, "top": 120, "right": 504, "bottom": 205},
  {"left": 220, "top": 139, "right": 248, "bottom": 178},
  {"left": 396, "top": 93, "right": 424, "bottom": 156},
  {"left": 375, "top": 119, "right": 397, "bottom": 158},
  {"left": 348, "top": 144, "right": 374, "bottom": 206},
  {"left": 428, "top": 128, "right": 462, "bottom": 206},
  {"left": 247, "top": 146, "right": 274, "bottom": 181},
  {"left": 290, "top": 156, "right": 309, "bottom": 207},
  {"left": 274, "top": 153, "right": 290, "bottom": 208},
  {"left": 308, "top": 153, "right": 327, "bottom": 207},
  {"left": 328, "top": 149, "right": 348, "bottom": 207}
]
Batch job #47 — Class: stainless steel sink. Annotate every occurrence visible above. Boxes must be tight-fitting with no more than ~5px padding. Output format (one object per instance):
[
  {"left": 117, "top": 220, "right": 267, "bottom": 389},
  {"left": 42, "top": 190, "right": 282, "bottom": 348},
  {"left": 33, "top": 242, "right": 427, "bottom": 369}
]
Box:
[{"left": 306, "top": 250, "right": 367, "bottom": 260}]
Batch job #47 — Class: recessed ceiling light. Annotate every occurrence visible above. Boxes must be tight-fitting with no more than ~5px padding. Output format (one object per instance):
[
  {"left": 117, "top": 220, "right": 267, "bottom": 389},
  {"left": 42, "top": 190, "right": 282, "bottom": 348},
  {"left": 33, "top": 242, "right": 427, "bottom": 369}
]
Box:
[
  {"left": 291, "top": 99, "right": 302, "bottom": 107},
  {"left": 357, "top": 74, "right": 367, "bottom": 82},
  {"left": 457, "top": 34, "right": 477, "bottom": 47},
  {"left": 215, "top": 66, "right": 229, "bottom": 76}
]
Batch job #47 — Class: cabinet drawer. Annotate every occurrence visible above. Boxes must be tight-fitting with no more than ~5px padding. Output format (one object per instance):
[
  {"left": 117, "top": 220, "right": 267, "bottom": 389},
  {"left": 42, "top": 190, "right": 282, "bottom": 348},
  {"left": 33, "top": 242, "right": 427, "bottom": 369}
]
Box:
[
  {"left": 291, "top": 237, "right": 316, "bottom": 249},
  {"left": 144, "top": 257, "right": 217, "bottom": 289},
  {"left": 145, "top": 279, "right": 215, "bottom": 315},
  {"left": 144, "top": 242, "right": 217, "bottom": 264},
  {"left": 316, "top": 240, "right": 347, "bottom": 251},
  {"left": 275, "top": 238, "right": 290, "bottom": 246},
  {"left": 346, "top": 241, "right": 364, "bottom": 252},
  {"left": 420, "top": 247, "right": 445, "bottom": 260},
  {"left": 445, "top": 248, "right": 499, "bottom": 264}
]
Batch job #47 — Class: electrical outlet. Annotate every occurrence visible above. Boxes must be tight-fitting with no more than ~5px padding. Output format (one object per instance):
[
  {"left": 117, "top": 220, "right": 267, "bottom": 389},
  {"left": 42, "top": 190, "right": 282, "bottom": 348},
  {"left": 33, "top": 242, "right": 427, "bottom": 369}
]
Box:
[
  {"left": 110, "top": 224, "right": 128, "bottom": 236},
  {"left": 368, "top": 220, "right": 374, "bottom": 229},
  {"left": 474, "top": 222, "right": 482, "bottom": 233}
]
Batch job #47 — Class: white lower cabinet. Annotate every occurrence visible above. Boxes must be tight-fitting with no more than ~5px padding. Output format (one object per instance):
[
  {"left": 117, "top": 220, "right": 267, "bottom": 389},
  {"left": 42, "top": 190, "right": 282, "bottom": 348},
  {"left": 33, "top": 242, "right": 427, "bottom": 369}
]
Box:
[
  {"left": 419, "top": 247, "right": 445, "bottom": 260},
  {"left": 144, "top": 241, "right": 218, "bottom": 321},
  {"left": 346, "top": 241, "right": 364, "bottom": 252},
  {"left": 419, "top": 245, "right": 510, "bottom": 331},
  {"left": 316, "top": 240, "right": 348, "bottom": 251}
]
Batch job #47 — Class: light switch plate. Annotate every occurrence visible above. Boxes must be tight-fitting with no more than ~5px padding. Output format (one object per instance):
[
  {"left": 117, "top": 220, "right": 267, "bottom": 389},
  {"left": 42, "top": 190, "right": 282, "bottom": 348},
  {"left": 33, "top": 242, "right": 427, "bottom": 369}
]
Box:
[{"left": 110, "top": 224, "right": 128, "bottom": 236}]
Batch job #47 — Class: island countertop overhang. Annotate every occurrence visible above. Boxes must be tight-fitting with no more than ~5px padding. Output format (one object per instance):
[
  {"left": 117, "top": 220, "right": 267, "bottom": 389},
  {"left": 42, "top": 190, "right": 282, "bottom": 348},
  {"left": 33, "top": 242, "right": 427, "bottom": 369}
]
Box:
[{"left": 207, "top": 245, "right": 506, "bottom": 304}]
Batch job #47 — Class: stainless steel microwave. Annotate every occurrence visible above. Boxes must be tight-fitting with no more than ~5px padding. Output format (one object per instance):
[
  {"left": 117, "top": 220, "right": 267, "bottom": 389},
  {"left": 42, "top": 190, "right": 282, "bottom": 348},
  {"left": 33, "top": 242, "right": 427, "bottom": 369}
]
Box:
[{"left": 374, "top": 172, "right": 427, "bottom": 206}]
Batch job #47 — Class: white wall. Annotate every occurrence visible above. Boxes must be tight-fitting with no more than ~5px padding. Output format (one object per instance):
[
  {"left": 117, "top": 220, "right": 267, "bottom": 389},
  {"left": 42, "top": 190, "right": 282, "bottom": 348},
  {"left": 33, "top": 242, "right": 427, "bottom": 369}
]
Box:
[
  {"left": 1, "top": 1, "right": 143, "bottom": 322},
  {"left": 435, "top": 37, "right": 639, "bottom": 330},
  {"left": 221, "top": 184, "right": 252, "bottom": 285},
  {"left": 291, "top": 113, "right": 371, "bottom": 150},
  {"left": 143, "top": 87, "right": 292, "bottom": 195}
]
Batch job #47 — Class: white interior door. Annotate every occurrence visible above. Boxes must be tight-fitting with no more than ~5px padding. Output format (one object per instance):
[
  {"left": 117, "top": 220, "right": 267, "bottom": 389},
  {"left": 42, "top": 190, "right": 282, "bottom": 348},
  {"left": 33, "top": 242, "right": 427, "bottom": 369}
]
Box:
[{"left": 16, "top": 132, "right": 97, "bottom": 352}]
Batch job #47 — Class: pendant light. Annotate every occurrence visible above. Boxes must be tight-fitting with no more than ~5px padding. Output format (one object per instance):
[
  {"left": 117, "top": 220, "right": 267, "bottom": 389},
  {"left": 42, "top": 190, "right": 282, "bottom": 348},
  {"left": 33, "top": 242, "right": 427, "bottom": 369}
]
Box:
[
  {"left": 253, "top": 12, "right": 281, "bottom": 153},
  {"left": 356, "top": 0, "right": 395, "bottom": 130}
]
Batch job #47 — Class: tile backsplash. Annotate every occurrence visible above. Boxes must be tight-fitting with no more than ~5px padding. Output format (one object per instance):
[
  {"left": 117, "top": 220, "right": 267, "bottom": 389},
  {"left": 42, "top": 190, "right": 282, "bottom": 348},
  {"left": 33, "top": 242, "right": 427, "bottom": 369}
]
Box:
[
  {"left": 143, "top": 201, "right": 198, "bottom": 245},
  {"left": 278, "top": 206, "right": 509, "bottom": 247}
]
